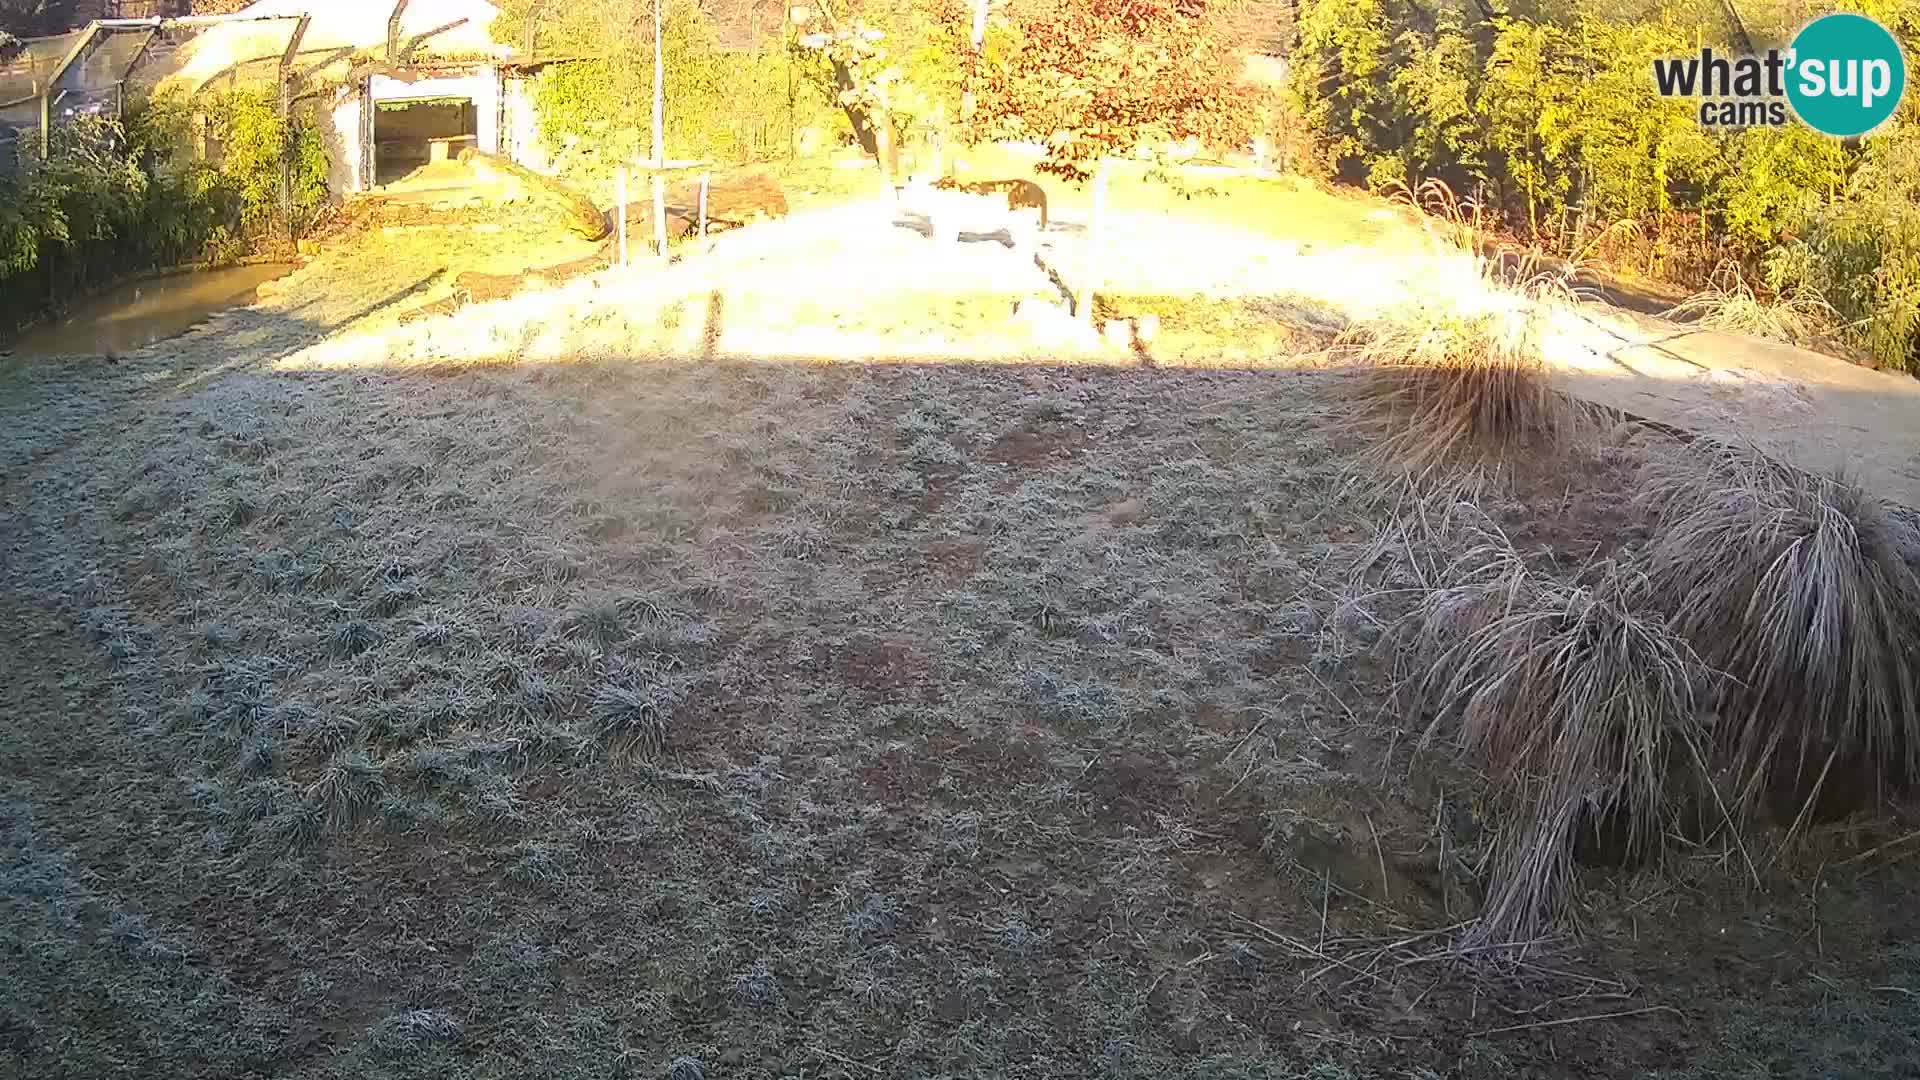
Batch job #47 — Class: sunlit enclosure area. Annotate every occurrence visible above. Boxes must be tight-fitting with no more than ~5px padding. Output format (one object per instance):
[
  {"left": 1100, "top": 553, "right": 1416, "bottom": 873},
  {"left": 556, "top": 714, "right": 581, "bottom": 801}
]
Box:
[{"left": 7, "top": 0, "right": 1920, "bottom": 1076}]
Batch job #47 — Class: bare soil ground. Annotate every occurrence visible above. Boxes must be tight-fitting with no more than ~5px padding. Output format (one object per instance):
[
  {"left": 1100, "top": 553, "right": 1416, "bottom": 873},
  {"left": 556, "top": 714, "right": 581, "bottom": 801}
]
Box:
[{"left": 4, "top": 172, "right": 1919, "bottom": 1079}]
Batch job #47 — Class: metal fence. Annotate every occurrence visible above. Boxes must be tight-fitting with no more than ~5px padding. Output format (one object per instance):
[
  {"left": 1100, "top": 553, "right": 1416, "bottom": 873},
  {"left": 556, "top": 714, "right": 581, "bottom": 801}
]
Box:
[
  {"left": 1, "top": 24, "right": 152, "bottom": 144},
  {"left": 0, "top": 13, "right": 313, "bottom": 163}
]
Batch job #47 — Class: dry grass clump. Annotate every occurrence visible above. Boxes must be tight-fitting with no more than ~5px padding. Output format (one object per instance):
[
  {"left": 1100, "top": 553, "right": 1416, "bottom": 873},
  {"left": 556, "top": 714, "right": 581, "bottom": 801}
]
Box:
[
  {"left": 1637, "top": 440, "right": 1920, "bottom": 816},
  {"left": 1667, "top": 262, "right": 1835, "bottom": 344},
  {"left": 305, "top": 751, "right": 387, "bottom": 837},
  {"left": 1402, "top": 525, "right": 1716, "bottom": 945},
  {"left": 590, "top": 659, "right": 690, "bottom": 760},
  {"left": 1339, "top": 300, "right": 1590, "bottom": 483},
  {"left": 1339, "top": 179, "right": 1591, "bottom": 468},
  {"left": 1396, "top": 440, "right": 1920, "bottom": 945},
  {"left": 1385, "top": 176, "right": 1611, "bottom": 302}
]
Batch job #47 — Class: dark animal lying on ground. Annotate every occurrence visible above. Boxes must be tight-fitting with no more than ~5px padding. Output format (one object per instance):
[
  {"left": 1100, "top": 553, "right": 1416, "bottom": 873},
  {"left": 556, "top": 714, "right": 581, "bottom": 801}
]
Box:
[{"left": 932, "top": 176, "right": 1049, "bottom": 229}]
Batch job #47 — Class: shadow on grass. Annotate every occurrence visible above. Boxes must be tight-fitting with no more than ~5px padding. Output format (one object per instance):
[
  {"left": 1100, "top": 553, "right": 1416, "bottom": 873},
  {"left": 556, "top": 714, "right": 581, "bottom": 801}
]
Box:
[{"left": 5, "top": 300, "right": 1920, "bottom": 1080}]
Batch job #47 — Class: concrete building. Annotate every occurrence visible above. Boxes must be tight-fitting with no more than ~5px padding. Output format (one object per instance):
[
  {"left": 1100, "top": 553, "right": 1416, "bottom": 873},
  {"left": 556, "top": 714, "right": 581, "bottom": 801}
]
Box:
[{"left": 150, "top": 0, "right": 554, "bottom": 192}]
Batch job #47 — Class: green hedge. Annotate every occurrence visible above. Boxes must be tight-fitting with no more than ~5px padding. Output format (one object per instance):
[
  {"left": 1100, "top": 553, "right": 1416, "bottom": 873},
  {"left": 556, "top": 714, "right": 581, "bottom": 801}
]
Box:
[
  {"left": 506, "top": 0, "right": 967, "bottom": 167},
  {"left": 1, "top": 88, "right": 327, "bottom": 338},
  {"left": 1290, "top": 0, "right": 1920, "bottom": 372},
  {"left": 507, "top": 0, "right": 837, "bottom": 165}
]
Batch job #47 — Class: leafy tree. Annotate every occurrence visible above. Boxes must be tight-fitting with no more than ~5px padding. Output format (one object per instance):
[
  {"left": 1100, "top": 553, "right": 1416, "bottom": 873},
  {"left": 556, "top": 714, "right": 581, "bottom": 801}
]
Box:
[
  {"left": 0, "top": 0, "right": 61, "bottom": 37},
  {"left": 958, "top": 0, "right": 1259, "bottom": 179},
  {"left": 1478, "top": 18, "right": 1577, "bottom": 232},
  {"left": 501, "top": 0, "right": 835, "bottom": 164},
  {"left": 1381, "top": 11, "right": 1482, "bottom": 190},
  {"left": 790, "top": 0, "right": 968, "bottom": 166},
  {"left": 791, "top": 17, "right": 905, "bottom": 170},
  {"left": 1766, "top": 120, "right": 1920, "bottom": 371},
  {"left": 207, "top": 90, "right": 328, "bottom": 235},
  {"left": 1714, "top": 125, "right": 1846, "bottom": 250},
  {"left": 1291, "top": 0, "right": 1401, "bottom": 181},
  {"left": 1558, "top": 17, "right": 1717, "bottom": 226}
]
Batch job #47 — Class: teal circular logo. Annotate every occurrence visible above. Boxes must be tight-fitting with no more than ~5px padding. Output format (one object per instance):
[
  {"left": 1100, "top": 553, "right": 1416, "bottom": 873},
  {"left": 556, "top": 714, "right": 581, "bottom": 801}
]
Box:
[{"left": 1786, "top": 13, "right": 1907, "bottom": 137}]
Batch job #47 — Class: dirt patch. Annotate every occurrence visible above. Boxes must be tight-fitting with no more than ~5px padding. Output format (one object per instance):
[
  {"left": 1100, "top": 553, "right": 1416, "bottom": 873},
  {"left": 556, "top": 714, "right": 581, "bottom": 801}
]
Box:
[
  {"left": 921, "top": 540, "right": 985, "bottom": 580},
  {"left": 832, "top": 636, "right": 927, "bottom": 703},
  {"left": 859, "top": 746, "right": 945, "bottom": 806},
  {"left": 1105, "top": 497, "right": 1151, "bottom": 526},
  {"left": 938, "top": 732, "right": 1054, "bottom": 794},
  {"left": 985, "top": 424, "right": 1087, "bottom": 470},
  {"left": 1079, "top": 749, "right": 1182, "bottom": 827}
]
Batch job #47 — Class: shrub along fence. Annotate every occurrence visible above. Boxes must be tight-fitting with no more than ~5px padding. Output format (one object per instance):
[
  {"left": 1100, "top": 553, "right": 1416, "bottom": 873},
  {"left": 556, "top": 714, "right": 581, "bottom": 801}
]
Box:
[
  {"left": 0, "top": 88, "right": 327, "bottom": 339},
  {"left": 1289, "top": 0, "right": 1920, "bottom": 373},
  {"left": 500, "top": 0, "right": 847, "bottom": 173}
]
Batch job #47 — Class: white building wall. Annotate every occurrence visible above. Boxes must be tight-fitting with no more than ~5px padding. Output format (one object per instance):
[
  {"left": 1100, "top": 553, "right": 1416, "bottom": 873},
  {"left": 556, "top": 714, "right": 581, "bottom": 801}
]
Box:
[
  {"left": 502, "top": 75, "right": 549, "bottom": 172},
  {"left": 324, "top": 67, "right": 537, "bottom": 193},
  {"left": 327, "top": 88, "right": 364, "bottom": 194}
]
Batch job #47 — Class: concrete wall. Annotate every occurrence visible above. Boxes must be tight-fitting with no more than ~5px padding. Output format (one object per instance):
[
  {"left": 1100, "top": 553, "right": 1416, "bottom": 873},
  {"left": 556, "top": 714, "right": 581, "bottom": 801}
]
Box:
[
  {"left": 326, "top": 88, "right": 365, "bottom": 194},
  {"left": 502, "top": 75, "right": 549, "bottom": 172}
]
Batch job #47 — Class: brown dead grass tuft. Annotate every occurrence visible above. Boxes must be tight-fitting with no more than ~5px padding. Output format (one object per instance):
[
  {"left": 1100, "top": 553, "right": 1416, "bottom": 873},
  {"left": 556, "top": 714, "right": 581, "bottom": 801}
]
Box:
[
  {"left": 1338, "top": 300, "right": 1592, "bottom": 485},
  {"left": 1638, "top": 439, "right": 1920, "bottom": 819},
  {"left": 1666, "top": 262, "right": 1835, "bottom": 345},
  {"left": 1401, "top": 522, "right": 1717, "bottom": 946}
]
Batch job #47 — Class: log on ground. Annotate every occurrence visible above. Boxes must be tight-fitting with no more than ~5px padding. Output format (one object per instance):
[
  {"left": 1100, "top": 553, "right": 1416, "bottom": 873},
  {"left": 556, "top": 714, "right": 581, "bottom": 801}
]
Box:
[
  {"left": 457, "top": 148, "right": 610, "bottom": 241},
  {"left": 398, "top": 243, "right": 615, "bottom": 323}
]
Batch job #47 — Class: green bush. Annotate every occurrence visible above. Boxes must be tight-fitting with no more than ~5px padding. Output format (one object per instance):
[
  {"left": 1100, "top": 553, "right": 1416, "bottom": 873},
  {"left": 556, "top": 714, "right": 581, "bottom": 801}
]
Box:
[
  {"left": 204, "top": 88, "right": 329, "bottom": 236},
  {"left": 1765, "top": 123, "right": 1920, "bottom": 371},
  {"left": 1293, "top": 4, "right": 1718, "bottom": 228},
  {"left": 0, "top": 117, "right": 150, "bottom": 331},
  {"left": 508, "top": 0, "right": 836, "bottom": 165},
  {"left": 1290, "top": 0, "right": 1920, "bottom": 373},
  {"left": 0, "top": 88, "right": 328, "bottom": 337},
  {"left": 533, "top": 46, "right": 814, "bottom": 165}
]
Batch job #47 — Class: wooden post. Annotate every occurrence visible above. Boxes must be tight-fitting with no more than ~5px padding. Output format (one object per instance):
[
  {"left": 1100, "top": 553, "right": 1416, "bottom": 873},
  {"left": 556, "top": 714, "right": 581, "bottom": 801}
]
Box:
[
  {"left": 652, "top": 0, "right": 667, "bottom": 257},
  {"left": 617, "top": 165, "right": 628, "bottom": 266},
  {"left": 523, "top": 0, "right": 541, "bottom": 54},
  {"left": 962, "top": 0, "right": 986, "bottom": 125},
  {"left": 387, "top": 0, "right": 412, "bottom": 62},
  {"left": 698, "top": 171, "right": 710, "bottom": 248},
  {"left": 278, "top": 15, "right": 311, "bottom": 243},
  {"left": 1079, "top": 158, "right": 1108, "bottom": 323},
  {"left": 652, "top": 0, "right": 664, "bottom": 168},
  {"left": 38, "top": 23, "right": 101, "bottom": 158},
  {"left": 875, "top": 112, "right": 893, "bottom": 188},
  {"left": 652, "top": 171, "right": 667, "bottom": 258},
  {"left": 785, "top": 18, "right": 795, "bottom": 159},
  {"left": 359, "top": 76, "right": 373, "bottom": 189}
]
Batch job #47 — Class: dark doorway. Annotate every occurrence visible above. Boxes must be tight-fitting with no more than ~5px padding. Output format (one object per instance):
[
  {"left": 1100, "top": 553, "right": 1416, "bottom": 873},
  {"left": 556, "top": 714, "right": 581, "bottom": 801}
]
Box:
[{"left": 373, "top": 97, "right": 477, "bottom": 185}]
